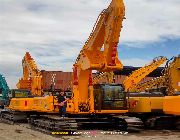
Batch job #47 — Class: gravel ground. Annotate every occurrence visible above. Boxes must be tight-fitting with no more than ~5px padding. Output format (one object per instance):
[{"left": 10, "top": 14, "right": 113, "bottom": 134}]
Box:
[{"left": 0, "top": 122, "right": 179, "bottom": 140}]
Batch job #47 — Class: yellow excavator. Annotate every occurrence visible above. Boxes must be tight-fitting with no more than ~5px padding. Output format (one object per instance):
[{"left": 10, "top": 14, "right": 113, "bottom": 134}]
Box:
[
  {"left": 2, "top": 0, "right": 129, "bottom": 131},
  {"left": 93, "top": 55, "right": 179, "bottom": 130},
  {"left": 128, "top": 55, "right": 180, "bottom": 129},
  {"left": 92, "top": 56, "right": 169, "bottom": 129},
  {"left": 16, "top": 52, "right": 42, "bottom": 96}
]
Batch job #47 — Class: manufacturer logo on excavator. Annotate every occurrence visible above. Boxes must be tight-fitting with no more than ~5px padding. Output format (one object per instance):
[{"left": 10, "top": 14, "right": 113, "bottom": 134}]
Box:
[{"left": 131, "top": 100, "right": 138, "bottom": 108}]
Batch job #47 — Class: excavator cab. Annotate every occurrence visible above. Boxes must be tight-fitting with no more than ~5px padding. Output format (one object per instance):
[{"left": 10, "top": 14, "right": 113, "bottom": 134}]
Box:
[
  {"left": 9, "top": 89, "right": 30, "bottom": 98},
  {"left": 93, "top": 84, "right": 127, "bottom": 110}
]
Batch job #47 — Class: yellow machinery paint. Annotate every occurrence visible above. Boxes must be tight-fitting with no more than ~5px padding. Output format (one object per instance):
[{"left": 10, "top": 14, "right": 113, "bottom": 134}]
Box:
[
  {"left": 163, "top": 96, "right": 180, "bottom": 115},
  {"left": 128, "top": 96, "right": 164, "bottom": 113},
  {"left": 163, "top": 56, "right": 180, "bottom": 115},
  {"left": 9, "top": 98, "right": 34, "bottom": 112}
]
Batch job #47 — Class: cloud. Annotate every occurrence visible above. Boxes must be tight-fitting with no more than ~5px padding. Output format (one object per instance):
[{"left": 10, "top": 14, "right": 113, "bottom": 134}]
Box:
[
  {"left": 121, "top": 0, "right": 180, "bottom": 44},
  {"left": 0, "top": 0, "right": 179, "bottom": 88}
]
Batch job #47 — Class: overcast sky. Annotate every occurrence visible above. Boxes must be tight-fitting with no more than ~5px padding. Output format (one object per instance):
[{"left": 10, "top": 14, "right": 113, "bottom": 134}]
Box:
[{"left": 0, "top": 0, "right": 180, "bottom": 88}]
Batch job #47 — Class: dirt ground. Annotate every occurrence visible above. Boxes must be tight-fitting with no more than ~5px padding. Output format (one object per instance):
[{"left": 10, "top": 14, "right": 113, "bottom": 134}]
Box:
[{"left": 0, "top": 122, "right": 179, "bottom": 140}]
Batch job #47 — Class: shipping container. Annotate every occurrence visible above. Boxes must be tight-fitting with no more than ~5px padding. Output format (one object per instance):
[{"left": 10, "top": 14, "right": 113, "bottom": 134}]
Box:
[{"left": 41, "top": 71, "right": 72, "bottom": 91}]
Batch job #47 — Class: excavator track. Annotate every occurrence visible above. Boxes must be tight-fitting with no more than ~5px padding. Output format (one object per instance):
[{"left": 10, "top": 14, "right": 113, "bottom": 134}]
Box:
[
  {"left": 120, "top": 116, "right": 144, "bottom": 131},
  {"left": 28, "top": 115, "right": 131, "bottom": 133},
  {"left": 29, "top": 115, "right": 78, "bottom": 134},
  {"left": 4, "top": 110, "right": 178, "bottom": 132},
  {"left": 175, "top": 118, "right": 180, "bottom": 130},
  {"left": 144, "top": 116, "right": 177, "bottom": 130},
  {"left": 0, "top": 109, "right": 27, "bottom": 124},
  {"left": 76, "top": 116, "right": 127, "bottom": 131}
]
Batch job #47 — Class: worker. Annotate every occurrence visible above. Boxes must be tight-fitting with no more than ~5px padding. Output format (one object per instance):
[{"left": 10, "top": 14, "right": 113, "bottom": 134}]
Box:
[{"left": 57, "top": 91, "right": 68, "bottom": 117}]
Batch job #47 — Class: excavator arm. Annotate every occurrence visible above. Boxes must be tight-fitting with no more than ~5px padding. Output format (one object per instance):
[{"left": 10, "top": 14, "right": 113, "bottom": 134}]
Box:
[
  {"left": 123, "top": 56, "right": 167, "bottom": 92},
  {"left": 75, "top": 0, "right": 125, "bottom": 71},
  {"left": 72, "top": 0, "right": 125, "bottom": 113},
  {"left": 130, "top": 76, "right": 166, "bottom": 92},
  {"left": 131, "top": 55, "right": 180, "bottom": 95},
  {"left": 16, "top": 52, "right": 42, "bottom": 96}
]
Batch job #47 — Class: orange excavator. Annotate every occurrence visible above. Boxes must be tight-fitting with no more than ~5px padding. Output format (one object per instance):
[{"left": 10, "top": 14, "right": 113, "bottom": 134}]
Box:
[
  {"left": 1, "top": 52, "right": 43, "bottom": 122},
  {"left": 2, "top": 0, "right": 129, "bottom": 131},
  {"left": 16, "top": 52, "right": 42, "bottom": 96}
]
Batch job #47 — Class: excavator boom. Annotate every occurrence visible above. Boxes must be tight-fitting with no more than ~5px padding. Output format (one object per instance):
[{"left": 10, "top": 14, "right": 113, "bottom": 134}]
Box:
[
  {"left": 75, "top": 0, "right": 125, "bottom": 71},
  {"left": 72, "top": 0, "right": 126, "bottom": 114},
  {"left": 130, "top": 76, "right": 166, "bottom": 92},
  {"left": 16, "top": 52, "right": 42, "bottom": 96},
  {"left": 131, "top": 55, "right": 180, "bottom": 95},
  {"left": 123, "top": 56, "right": 167, "bottom": 92}
]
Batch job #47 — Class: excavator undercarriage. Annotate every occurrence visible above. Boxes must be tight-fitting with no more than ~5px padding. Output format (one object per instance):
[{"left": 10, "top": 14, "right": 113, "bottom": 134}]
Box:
[{"left": 0, "top": 84, "right": 143, "bottom": 132}]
